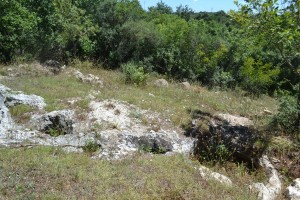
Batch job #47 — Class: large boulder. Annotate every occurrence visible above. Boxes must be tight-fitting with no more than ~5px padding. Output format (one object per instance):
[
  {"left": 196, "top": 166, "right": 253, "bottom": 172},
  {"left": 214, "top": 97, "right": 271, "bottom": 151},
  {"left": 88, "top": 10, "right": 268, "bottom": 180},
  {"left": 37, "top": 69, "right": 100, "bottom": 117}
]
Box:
[
  {"left": 0, "top": 84, "right": 46, "bottom": 109},
  {"left": 31, "top": 110, "right": 74, "bottom": 136},
  {"left": 184, "top": 111, "right": 266, "bottom": 166},
  {"left": 43, "top": 60, "right": 65, "bottom": 74},
  {"left": 97, "top": 130, "right": 194, "bottom": 160}
]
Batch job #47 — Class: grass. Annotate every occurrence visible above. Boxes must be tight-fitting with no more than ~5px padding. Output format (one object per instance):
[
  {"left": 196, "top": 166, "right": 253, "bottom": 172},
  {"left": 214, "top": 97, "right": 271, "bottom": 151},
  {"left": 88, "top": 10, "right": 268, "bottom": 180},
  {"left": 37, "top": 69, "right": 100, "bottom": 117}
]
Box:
[
  {"left": 1, "top": 62, "right": 278, "bottom": 127},
  {"left": 9, "top": 104, "right": 37, "bottom": 124},
  {"left": 0, "top": 61, "right": 282, "bottom": 199},
  {"left": 73, "top": 63, "right": 277, "bottom": 127},
  {"left": 0, "top": 147, "right": 257, "bottom": 200}
]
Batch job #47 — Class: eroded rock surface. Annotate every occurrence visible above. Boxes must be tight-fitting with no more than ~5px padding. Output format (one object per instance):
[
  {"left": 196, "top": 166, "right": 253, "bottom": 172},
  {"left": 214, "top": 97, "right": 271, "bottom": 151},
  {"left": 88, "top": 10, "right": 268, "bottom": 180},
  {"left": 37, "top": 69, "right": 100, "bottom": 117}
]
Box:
[
  {"left": 0, "top": 84, "right": 46, "bottom": 109},
  {"left": 251, "top": 155, "right": 281, "bottom": 200},
  {"left": 74, "top": 70, "right": 103, "bottom": 86},
  {"left": 88, "top": 100, "right": 194, "bottom": 159},
  {"left": 154, "top": 79, "right": 169, "bottom": 87},
  {"left": 286, "top": 178, "right": 300, "bottom": 200},
  {"left": 0, "top": 93, "right": 14, "bottom": 133},
  {"left": 186, "top": 111, "right": 266, "bottom": 166},
  {"left": 198, "top": 166, "right": 233, "bottom": 187},
  {"left": 31, "top": 110, "right": 74, "bottom": 135},
  {"left": 0, "top": 85, "right": 194, "bottom": 159}
]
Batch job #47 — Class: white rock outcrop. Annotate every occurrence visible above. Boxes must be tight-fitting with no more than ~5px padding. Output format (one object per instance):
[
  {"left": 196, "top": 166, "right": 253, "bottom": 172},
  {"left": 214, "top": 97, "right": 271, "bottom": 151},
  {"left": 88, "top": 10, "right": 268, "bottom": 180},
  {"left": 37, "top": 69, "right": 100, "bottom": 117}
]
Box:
[
  {"left": 286, "top": 178, "right": 300, "bottom": 200},
  {"left": 251, "top": 155, "right": 281, "bottom": 200},
  {"left": 198, "top": 166, "right": 233, "bottom": 187},
  {"left": 74, "top": 70, "right": 103, "bottom": 86}
]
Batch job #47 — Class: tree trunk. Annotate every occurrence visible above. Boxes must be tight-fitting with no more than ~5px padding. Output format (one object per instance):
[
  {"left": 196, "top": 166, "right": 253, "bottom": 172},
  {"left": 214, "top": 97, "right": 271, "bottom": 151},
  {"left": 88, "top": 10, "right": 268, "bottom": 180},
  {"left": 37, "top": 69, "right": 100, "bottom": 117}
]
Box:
[{"left": 297, "top": 75, "right": 300, "bottom": 131}]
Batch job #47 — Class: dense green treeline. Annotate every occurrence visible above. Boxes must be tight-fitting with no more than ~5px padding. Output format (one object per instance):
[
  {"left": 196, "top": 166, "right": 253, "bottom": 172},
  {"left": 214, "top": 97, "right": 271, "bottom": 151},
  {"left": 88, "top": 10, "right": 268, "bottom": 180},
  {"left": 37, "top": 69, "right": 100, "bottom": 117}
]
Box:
[
  {"left": 0, "top": 0, "right": 299, "bottom": 132},
  {"left": 0, "top": 0, "right": 276, "bottom": 89}
]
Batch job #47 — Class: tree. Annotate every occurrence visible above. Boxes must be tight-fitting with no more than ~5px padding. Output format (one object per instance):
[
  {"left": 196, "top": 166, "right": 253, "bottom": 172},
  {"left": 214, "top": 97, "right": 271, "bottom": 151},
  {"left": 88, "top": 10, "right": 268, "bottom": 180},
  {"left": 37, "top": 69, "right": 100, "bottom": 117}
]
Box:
[
  {"left": 176, "top": 5, "right": 194, "bottom": 21},
  {"left": 148, "top": 1, "right": 173, "bottom": 14},
  {"left": 0, "top": 0, "right": 39, "bottom": 62},
  {"left": 232, "top": 0, "right": 300, "bottom": 130}
]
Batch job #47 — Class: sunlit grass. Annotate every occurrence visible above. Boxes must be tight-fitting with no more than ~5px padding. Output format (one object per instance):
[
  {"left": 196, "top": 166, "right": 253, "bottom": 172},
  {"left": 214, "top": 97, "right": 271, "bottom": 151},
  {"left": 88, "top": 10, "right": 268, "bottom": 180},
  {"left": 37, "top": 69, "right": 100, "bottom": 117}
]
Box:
[{"left": 0, "top": 147, "right": 257, "bottom": 200}]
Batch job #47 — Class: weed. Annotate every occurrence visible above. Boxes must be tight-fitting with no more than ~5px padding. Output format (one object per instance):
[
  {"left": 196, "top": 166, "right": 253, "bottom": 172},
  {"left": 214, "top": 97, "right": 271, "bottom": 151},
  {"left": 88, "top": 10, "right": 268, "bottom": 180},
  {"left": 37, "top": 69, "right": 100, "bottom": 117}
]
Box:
[
  {"left": 82, "top": 140, "right": 100, "bottom": 153},
  {"left": 9, "top": 104, "right": 33, "bottom": 117},
  {"left": 48, "top": 127, "right": 63, "bottom": 137},
  {"left": 74, "top": 99, "right": 90, "bottom": 110},
  {"left": 9, "top": 104, "right": 35, "bottom": 123},
  {"left": 140, "top": 144, "right": 167, "bottom": 154}
]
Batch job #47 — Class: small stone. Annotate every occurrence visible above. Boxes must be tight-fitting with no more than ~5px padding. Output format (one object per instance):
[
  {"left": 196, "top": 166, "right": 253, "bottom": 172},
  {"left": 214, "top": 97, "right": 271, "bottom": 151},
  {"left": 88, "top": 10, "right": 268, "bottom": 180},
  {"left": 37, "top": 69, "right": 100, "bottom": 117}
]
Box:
[
  {"left": 178, "top": 81, "right": 191, "bottom": 89},
  {"left": 154, "top": 79, "right": 169, "bottom": 87},
  {"left": 263, "top": 109, "right": 273, "bottom": 115}
]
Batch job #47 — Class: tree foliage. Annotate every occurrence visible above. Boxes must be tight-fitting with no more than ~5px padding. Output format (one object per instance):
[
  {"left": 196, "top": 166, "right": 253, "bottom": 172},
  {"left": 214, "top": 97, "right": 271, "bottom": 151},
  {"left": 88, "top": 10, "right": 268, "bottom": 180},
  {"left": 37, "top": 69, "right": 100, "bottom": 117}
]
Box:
[{"left": 0, "top": 0, "right": 299, "bottom": 117}]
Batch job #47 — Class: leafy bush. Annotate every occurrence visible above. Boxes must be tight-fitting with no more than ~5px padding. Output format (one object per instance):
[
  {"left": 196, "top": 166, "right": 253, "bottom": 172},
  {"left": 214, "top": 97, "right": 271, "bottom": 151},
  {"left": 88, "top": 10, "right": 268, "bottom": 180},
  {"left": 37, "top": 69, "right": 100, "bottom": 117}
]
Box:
[
  {"left": 211, "top": 68, "right": 235, "bottom": 89},
  {"left": 240, "top": 57, "right": 279, "bottom": 94},
  {"left": 121, "top": 62, "right": 148, "bottom": 85},
  {"left": 273, "top": 95, "right": 299, "bottom": 134}
]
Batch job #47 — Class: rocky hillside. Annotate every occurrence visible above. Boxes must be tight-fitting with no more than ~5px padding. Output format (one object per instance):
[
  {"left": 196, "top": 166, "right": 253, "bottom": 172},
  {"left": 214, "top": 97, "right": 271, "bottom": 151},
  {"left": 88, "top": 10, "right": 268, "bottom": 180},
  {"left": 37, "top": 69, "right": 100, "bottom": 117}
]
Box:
[{"left": 0, "top": 61, "right": 299, "bottom": 200}]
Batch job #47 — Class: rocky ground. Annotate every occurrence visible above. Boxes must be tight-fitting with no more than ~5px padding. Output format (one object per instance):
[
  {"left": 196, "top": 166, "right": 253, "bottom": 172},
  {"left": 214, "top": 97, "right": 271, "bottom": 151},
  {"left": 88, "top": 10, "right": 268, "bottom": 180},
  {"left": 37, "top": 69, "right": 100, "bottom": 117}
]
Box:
[{"left": 0, "top": 62, "right": 299, "bottom": 200}]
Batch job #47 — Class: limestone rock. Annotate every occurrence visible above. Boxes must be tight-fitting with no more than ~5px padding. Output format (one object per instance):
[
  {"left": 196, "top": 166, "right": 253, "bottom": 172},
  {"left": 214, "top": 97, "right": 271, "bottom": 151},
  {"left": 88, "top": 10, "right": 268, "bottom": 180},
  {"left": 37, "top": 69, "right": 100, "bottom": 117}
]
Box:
[
  {"left": 31, "top": 110, "right": 74, "bottom": 135},
  {"left": 178, "top": 81, "right": 191, "bottom": 89},
  {"left": 44, "top": 60, "right": 64, "bottom": 74},
  {"left": 286, "top": 179, "right": 300, "bottom": 200},
  {"left": 251, "top": 155, "right": 281, "bottom": 200},
  {"left": 216, "top": 113, "right": 254, "bottom": 127},
  {"left": 97, "top": 130, "right": 194, "bottom": 160},
  {"left": 154, "top": 79, "right": 169, "bottom": 87},
  {"left": 74, "top": 70, "right": 103, "bottom": 86},
  {"left": 0, "top": 93, "right": 14, "bottom": 134},
  {"left": 186, "top": 111, "right": 265, "bottom": 166},
  {"left": 0, "top": 84, "right": 46, "bottom": 109},
  {"left": 198, "top": 166, "right": 233, "bottom": 186}
]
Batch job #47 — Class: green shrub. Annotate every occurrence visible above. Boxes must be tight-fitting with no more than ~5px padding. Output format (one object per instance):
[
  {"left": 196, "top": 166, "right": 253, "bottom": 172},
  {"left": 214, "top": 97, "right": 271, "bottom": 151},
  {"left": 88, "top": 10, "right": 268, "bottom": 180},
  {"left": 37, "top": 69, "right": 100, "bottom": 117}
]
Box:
[
  {"left": 273, "top": 95, "right": 299, "bottom": 134},
  {"left": 211, "top": 68, "right": 235, "bottom": 89},
  {"left": 82, "top": 140, "right": 100, "bottom": 153},
  {"left": 240, "top": 57, "right": 279, "bottom": 95},
  {"left": 121, "top": 62, "right": 148, "bottom": 86}
]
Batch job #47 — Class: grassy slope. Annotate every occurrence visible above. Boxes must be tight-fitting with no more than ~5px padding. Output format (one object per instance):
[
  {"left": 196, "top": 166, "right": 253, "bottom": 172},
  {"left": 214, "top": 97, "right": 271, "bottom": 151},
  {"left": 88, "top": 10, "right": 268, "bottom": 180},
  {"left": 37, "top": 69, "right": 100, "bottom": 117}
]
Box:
[
  {"left": 0, "top": 147, "right": 257, "bottom": 199},
  {"left": 0, "top": 61, "right": 279, "bottom": 199}
]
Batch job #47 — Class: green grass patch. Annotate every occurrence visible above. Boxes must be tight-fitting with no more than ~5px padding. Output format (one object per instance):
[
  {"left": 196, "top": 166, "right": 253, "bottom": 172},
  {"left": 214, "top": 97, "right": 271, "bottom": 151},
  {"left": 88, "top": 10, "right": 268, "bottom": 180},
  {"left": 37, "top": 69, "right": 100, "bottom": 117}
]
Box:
[
  {"left": 0, "top": 147, "right": 257, "bottom": 200},
  {"left": 9, "top": 104, "right": 36, "bottom": 124},
  {"left": 1, "top": 63, "right": 278, "bottom": 128}
]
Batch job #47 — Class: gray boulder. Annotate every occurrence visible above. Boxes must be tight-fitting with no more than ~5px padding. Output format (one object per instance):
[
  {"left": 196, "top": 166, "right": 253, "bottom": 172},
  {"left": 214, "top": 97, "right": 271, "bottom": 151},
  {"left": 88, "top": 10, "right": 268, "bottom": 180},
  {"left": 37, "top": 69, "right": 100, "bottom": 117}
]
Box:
[
  {"left": 44, "top": 60, "right": 65, "bottom": 74},
  {"left": 0, "top": 84, "right": 46, "bottom": 109},
  {"left": 31, "top": 110, "right": 74, "bottom": 136},
  {"left": 97, "top": 130, "right": 194, "bottom": 160},
  {"left": 178, "top": 81, "right": 191, "bottom": 89},
  {"left": 154, "top": 79, "right": 169, "bottom": 87},
  {"left": 185, "top": 111, "right": 266, "bottom": 166},
  {"left": 0, "top": 93, "right": 14, "bottom": 134},
  {"left": 74, "top": 70, "right": 103, "bottom": 86}
]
